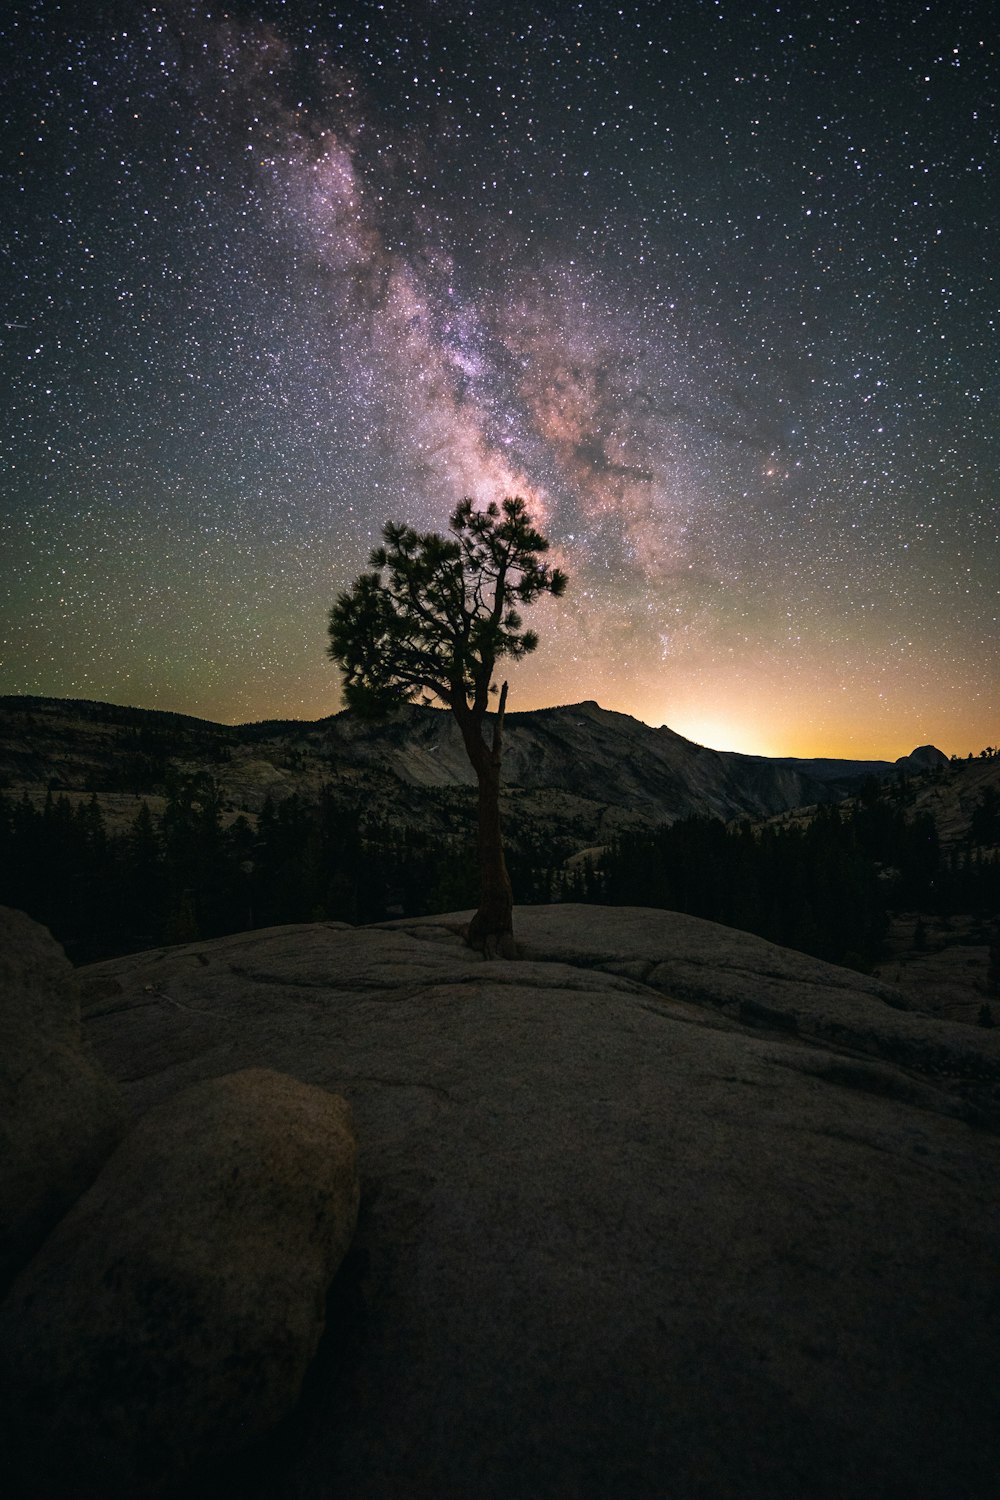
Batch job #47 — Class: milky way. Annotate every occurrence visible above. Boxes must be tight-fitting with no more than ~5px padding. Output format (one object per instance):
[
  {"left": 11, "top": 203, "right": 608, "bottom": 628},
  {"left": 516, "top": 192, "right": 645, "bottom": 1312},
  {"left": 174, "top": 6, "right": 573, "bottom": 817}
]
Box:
[{"left": 2, "top": 0, "right": 997, "bottom": 756}]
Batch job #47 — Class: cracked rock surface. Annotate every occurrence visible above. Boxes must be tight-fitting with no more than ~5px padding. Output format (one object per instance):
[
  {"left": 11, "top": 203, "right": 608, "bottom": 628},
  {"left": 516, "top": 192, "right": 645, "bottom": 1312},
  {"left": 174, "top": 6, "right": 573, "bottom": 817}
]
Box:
[{"left": 77, "top": 904, "right": 1000, "bottom": 1500}]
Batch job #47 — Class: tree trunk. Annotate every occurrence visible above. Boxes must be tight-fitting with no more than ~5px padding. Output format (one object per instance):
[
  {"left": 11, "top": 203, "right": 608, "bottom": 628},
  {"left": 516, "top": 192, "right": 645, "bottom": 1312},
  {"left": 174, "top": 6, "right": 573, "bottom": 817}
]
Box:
[
  {"left": 466, "top": 755, "right": 515, "bottom": 957},
  {"left": 457, "top": 683, "right": 516, "bottom": 957}
]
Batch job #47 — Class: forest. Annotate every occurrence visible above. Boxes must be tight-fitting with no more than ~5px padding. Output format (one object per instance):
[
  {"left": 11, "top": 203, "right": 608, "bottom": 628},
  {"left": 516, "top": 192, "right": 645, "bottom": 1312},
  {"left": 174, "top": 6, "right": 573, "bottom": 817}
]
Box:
[{"left": 1, "top": 768, "right": 998, "bottom": 972}]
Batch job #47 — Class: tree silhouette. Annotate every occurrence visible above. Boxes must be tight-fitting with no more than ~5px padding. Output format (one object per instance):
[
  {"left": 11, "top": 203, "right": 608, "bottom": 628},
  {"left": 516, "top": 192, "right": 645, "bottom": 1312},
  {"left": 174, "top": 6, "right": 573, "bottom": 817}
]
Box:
[{"left": 328, "top": 496, "right": 567, "bottom": 954}]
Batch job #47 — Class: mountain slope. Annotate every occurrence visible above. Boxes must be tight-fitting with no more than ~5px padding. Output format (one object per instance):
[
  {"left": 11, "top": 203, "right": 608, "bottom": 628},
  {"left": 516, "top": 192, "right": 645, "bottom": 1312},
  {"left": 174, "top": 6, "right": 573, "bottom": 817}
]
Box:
[{"left": 0, "top": 695, "right": 946, "bottom": 839}]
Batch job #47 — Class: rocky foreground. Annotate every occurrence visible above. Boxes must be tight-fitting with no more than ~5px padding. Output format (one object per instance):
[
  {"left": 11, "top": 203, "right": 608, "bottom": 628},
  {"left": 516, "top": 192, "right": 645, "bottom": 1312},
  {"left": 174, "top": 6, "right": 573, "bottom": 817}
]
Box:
[{"left": 3, "top": 904, "right": 1000, "bottom": 1498}]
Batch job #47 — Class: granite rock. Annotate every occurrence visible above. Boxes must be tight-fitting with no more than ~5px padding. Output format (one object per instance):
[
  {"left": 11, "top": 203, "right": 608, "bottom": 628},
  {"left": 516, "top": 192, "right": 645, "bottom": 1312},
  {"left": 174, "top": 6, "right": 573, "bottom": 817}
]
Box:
[
  {"left": 0, "top": 1067, "right": 359, "bottom": 1498},
  {"left": 0, "top": 905, "right": 124, "bottom": 1289},
  {"left": 69, "top": 906, "right": 1000, "bottom": 1499}
]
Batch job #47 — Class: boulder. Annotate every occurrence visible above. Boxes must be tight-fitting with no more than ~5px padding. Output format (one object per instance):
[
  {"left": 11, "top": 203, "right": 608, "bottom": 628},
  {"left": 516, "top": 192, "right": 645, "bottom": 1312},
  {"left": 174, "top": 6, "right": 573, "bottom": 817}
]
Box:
[
  {"left": 0, "top": 1067, "right": 359, "bottom": 1498},
  {"left": 73, "top": 907, "right": 1000, "bottom": 1499},
  {"left": 0, "top": 905, "right": 125, "bottom": 1289}
]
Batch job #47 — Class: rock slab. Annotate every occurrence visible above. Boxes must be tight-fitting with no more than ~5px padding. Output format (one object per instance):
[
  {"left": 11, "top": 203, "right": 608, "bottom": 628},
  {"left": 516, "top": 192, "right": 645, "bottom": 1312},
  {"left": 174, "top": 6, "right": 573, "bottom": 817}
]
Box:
[
  {"left": 0, "top": 905, "right": 124, "bottom": 1289},
  {"left": 77, "top": 907, "right": 1000, "bottom": 1500},
  {"left": 0, "top": 1066, "right": 359, "bottom": 1498}
]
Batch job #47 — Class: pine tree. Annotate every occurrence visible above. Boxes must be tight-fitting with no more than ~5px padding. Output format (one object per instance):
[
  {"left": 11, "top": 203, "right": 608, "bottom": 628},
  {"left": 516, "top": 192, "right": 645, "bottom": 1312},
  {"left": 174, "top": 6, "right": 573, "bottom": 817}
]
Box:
[{"left": 328, "top": 497, "right": 567, "bottom": 954}]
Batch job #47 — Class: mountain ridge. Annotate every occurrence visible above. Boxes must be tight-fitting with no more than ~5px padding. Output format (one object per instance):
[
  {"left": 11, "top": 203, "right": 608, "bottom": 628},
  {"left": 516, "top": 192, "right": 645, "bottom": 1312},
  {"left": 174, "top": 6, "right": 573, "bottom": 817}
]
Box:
[{"left": 0, "top": 694, "right": 951, "bottom": 851}]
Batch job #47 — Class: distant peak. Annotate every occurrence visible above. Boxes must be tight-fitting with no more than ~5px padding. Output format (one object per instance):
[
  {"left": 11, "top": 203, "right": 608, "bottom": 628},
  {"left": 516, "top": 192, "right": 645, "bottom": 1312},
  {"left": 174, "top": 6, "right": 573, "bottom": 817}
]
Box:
[{"left": 896, "top": 745, "right": 949, "bottom": 769}]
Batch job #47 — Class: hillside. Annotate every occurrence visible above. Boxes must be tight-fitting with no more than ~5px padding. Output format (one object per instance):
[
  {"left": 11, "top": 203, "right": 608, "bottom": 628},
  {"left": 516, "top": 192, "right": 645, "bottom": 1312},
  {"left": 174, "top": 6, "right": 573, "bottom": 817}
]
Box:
[{"left": 0, "top": 694, "right": 950, "bottom": 844}]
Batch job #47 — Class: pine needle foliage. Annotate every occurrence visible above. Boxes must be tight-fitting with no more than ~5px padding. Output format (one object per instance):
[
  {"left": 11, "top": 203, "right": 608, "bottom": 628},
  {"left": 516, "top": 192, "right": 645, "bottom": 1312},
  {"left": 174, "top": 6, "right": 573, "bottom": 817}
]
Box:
[{"left": 327, "top": 497, "right": 566, "bottom": 717}]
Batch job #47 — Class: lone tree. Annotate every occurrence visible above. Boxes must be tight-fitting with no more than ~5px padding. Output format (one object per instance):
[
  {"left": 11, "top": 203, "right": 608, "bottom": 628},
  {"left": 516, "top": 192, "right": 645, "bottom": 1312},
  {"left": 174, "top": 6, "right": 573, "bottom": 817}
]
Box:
[{"left": 327, "top": 496, "right": 567, "bottom": 955}]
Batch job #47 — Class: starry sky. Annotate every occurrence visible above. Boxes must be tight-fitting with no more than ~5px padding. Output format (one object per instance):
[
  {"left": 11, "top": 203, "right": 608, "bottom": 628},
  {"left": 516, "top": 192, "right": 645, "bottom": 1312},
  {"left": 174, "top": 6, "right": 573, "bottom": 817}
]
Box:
[{"left": 2, "top": 0, "right": 997, "bottom": 758}]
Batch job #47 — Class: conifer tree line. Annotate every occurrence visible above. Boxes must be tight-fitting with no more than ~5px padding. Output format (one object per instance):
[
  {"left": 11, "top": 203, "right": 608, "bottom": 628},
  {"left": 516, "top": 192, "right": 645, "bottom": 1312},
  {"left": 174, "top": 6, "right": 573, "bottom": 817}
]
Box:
[
  {"left": 570, "top": 778, "right": 1000, "bottom": 972},
  {"left": 0, "top": 772, "right": 564, "bottom": 963},
  {"left": 0, "top": 768, "right": 997, "bottom": 970}
]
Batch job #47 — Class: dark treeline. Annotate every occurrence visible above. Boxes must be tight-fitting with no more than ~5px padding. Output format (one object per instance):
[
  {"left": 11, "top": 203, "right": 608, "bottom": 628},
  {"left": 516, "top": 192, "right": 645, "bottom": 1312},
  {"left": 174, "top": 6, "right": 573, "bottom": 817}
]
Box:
[
  {"left": 1, "top": 770, "right": 998, "bottom": 970},
  {"left": 0, "top": 770, "right": 563, "bottom": 963},
  {"left": 569, "top": 779, "right": 1000, "bottom": 971}
]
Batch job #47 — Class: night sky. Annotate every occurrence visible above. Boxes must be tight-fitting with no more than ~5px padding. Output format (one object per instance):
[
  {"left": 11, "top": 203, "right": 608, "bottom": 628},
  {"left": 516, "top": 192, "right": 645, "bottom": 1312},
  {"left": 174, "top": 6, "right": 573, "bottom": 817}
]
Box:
[{"left": 2, "top": 1, "right": 997, "bottom": 757}]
